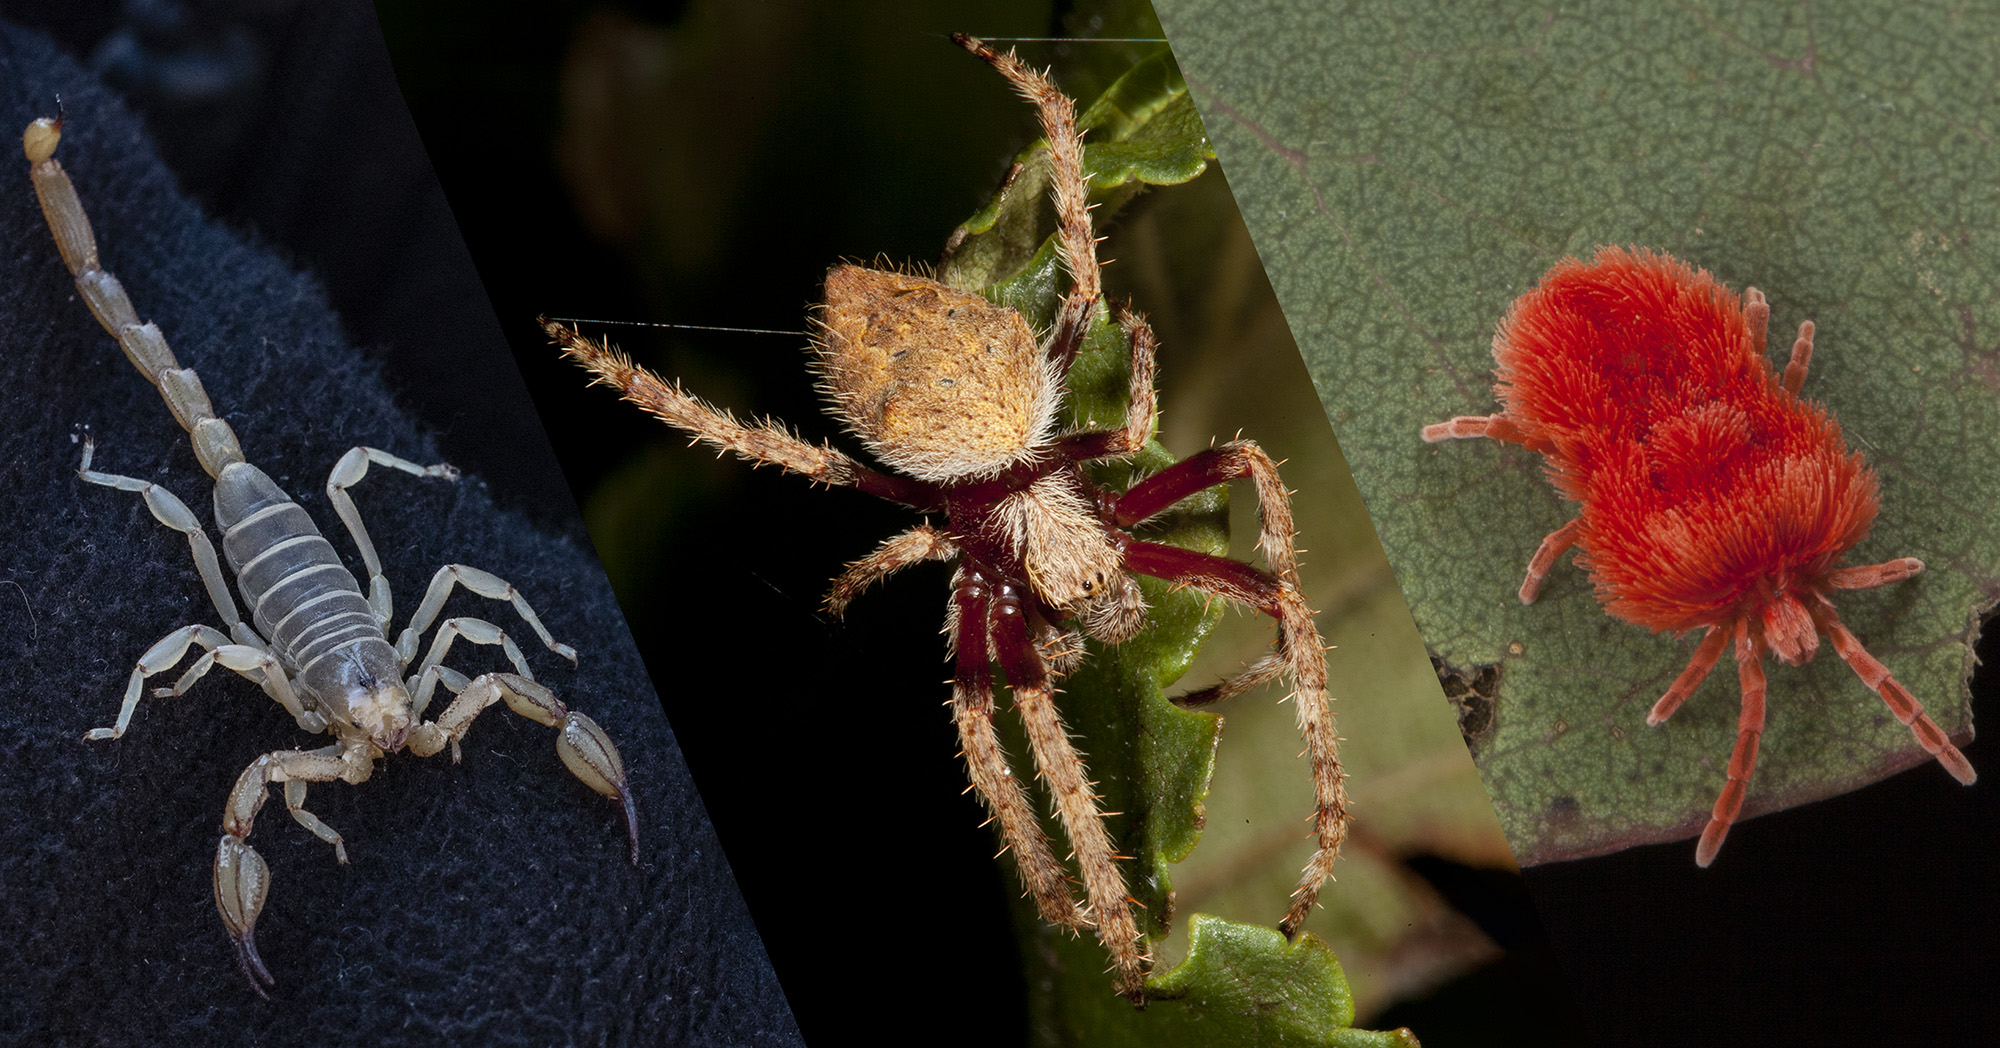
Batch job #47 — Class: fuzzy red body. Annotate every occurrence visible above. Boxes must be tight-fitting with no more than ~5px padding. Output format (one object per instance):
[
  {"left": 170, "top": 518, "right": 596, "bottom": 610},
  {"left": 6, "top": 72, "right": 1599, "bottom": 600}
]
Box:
[{"left": 1425, "top": 246, "right": 1974, "bottom": 865}]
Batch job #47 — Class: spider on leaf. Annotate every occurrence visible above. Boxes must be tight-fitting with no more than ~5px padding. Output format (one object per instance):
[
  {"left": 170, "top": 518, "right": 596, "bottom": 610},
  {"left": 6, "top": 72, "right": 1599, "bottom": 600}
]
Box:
[{"left": 543, "top": 34, "right": 1347, "bottom": 1002}]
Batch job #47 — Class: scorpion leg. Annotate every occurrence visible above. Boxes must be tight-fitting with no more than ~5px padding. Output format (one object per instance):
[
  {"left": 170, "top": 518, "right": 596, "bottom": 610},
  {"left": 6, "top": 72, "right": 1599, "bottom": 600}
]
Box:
[
  {"left": 216, "top": 739, "right": 374, "bottom": 995},
  {"left": 324, "top": 447, "right": 458, "bottom": 624},
  {"left": 396, "top": 564, "right": 578, "bottom": 666},
  {"left": 408, "top": 616, "right": 538, "bottom": 687},
  {"left": 149, "top": 641, "right": 324, "bottom": 735},
  {"left": 408, "top": 671, "right": 639, "bottom": 863},
  {"left": 78, "top": 439, "right": 251, "bottom": 643},
  {"left": 85, "top": 625, "right": 324, "bottom": 740}
]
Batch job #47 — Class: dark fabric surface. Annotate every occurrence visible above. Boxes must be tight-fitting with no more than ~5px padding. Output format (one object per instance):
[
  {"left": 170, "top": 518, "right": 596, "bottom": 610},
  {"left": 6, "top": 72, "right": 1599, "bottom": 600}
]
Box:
[{"left": 0, "top": 21, "right": 800, "bottom": 1048}]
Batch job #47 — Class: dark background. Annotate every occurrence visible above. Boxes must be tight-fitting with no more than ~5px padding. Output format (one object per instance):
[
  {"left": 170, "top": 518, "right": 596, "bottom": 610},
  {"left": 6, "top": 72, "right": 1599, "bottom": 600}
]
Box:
[
  {"left": 18, "top": 1, "right": 1984, "bottom": 1046},
  {"left": 0, "top": 5, "right": 800, "bottom": 1046}
]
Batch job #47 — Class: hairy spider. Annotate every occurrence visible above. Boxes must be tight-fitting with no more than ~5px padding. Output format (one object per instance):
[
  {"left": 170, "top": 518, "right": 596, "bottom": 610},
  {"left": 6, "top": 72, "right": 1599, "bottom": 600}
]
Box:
[{"left": 543, "top": 35, "right": 1347, "bottom": 1001}]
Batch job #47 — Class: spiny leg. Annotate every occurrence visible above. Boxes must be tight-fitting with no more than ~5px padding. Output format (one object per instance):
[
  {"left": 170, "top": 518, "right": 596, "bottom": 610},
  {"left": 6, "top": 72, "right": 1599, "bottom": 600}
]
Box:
[
  {"left": 990, "top": 582, "right": 1147, "bottom": 1000},
  {"left": 951, "top": 35, "right": 1101, "bottom": 379},
  {"left": 397, "top": 563, "right": 579, "bottom": 666},
  {"left": 1822, "top": 617, "right": 1976, "bottom": 786},
  {"left": 216, "top": 739, "right": 374, "bottom": 995},
  {"left": 1115, "top": 439, "right": 1348, "bottom": 930},
  {"left": 1058, "top": 305, "right": 1160, "bottom": 463},
  {"left": 1696, "top": 639, "right": 1767, "bottom": 867},
  {"left": 544, "top": 320, "right": 937, "bottom": 507},
  {"left": 325, "top": 447, "right": 458, "bottom": 624},
  {"left": 949, "top": 570, "right": 1084, "bottom": 931},
  {"left": 825, "top": 523, "right": 958, "bottom": 618},
  {"left": 1122, "top": 540, "right": 1348, "bottom": 938},
  {"left": 407, "top": 670, "right": 640, "bottom": 862}
]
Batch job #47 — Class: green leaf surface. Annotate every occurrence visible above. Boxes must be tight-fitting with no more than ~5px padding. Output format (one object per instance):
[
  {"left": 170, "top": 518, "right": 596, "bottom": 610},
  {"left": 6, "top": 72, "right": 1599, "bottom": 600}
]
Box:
[
  {"left": 1155, "top": 0, "right": 2000, "bottom": 863},
  {"left": 1017, "top": 913, "right": 1422, "bottom": 1048}
]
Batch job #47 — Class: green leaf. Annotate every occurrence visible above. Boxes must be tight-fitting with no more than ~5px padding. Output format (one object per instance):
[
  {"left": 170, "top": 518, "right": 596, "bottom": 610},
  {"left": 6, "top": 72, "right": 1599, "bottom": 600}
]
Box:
[
  {"left": 1155, "top": 0, "right": 2000, "bottom": 863},
  {"left": 1016, "top": 914, "right": 1423, "bottom": 1048}
]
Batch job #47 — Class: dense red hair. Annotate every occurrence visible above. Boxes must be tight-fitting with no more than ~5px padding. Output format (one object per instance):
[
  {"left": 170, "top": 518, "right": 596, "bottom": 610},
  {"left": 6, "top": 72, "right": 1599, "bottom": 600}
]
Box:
[{"left": 1424, "top": 247, "right": 1972, "bottom": 865}]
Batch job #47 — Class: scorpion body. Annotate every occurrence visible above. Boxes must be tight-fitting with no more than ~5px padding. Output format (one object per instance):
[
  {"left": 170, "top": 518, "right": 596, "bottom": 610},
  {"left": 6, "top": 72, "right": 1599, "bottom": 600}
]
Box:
[{"left": 27, "top": 115, "right": 639, "bottom": 995}]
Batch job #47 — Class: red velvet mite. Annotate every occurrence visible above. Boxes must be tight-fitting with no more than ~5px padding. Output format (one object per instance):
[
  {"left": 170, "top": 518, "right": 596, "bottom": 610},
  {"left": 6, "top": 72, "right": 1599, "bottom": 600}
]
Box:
[{"left": 1423, "top": 246, "right": 1976, "bottom": 866}]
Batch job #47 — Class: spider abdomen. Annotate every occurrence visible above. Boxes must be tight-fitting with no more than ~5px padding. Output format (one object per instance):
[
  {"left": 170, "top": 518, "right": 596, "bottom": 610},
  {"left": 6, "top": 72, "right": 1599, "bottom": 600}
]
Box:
[{"left": 813, "top": 265, "right": 1058, "bottom": 483}]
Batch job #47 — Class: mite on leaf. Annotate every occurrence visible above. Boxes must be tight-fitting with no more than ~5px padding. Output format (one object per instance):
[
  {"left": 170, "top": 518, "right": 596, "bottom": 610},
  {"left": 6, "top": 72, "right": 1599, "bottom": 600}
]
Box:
[
  {"left": 1423, "top": 246, "right": 1975, "bottom": 866},
  {"left": 545, "top": 35, "right": 1349, "bottom": 1001}
]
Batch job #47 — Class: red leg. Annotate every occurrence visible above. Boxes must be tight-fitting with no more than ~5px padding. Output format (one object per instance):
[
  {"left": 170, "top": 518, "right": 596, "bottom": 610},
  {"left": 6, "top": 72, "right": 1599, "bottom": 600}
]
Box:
[
  {"left": 1828, "top": 557, "right": 1923, "bottom": 591},
  {"left": 1824, "top": 618, "right": 1977, "bottom": 785},
  {"left": 1419, "top": 413, "right": 1552, "bottom": 453},
  {"left": 949, "top": 569, "right": 1083, "bottom": 930},
  {"left": 1518, "top": 518, "right": 1582, "bottom": 604},
  {"left": 990, "top": 581, "right": 1147, "bottom": 1000},
  {"left": 1120, "top": 539, "right": 1348, "bottom": 937},
  {"left": 1695, "top": 644, "right": 1767, "bottom": 867},
  {"left": 1648, "top": 626, "right": 1729, "bottom": 726},
  {"left": 1781, "top": 319, "right": 1816, "bottom": 397},
  {"left": 1744, "top": 286, "right": 1770, "bottom": 357}
]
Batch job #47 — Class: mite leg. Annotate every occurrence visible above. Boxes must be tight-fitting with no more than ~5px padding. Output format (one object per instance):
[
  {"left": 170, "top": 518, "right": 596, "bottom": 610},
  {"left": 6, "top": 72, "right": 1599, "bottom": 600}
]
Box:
[
  {"left": 77, "top": 439, "right": 247, "bottom": 639},
  {"left": 1828, "top": 557, "right": 1924, "bottom": 591},
  {"left": 824, "top": 523, "right": 958, "bottom": 618},
  {"left": 1419, "top": 413, "right": 1551, "bottom": 452},
  {"left": 1518, "top": 518, "right": 1583, "bottom": 604},
  {"left": 948, "top": 571, "right": 1085, "bottom": 932},
  {"left": 952, "top": 35, "right": 1100, "bottom": 379},
  {"left": 1647, "top": 626, "right": 1729, "bottom": 726},
  {"left": 1744, "top": 287, "right": 1771, "bottom": 356},
  {"left": 407, "top": 670, "right": 640, "bottom": 862},
  {"left": 1781, "top": 319, "right": 1816, "bottom": 397},
  {"left": 397, "top": 563, "right": 578, "bottom": 666},
  {"left": 84, "top": 626, "right": 320, "bottom": 740},
  {"left": 991, "top": 583, "right": 1147, "bottom": 1001},
  {"left": 325, "top": 447, "right": 458, "bottom": 624},
  {"left": 1696, "top": 647, "right": 1767, "bottom": 867},
  {"left": 1824, "top": 619, "right": 1977, "bottom": 786},
  {"left": 545, "top": 320, "right": 937, "bottom": 507},
  {"left": 215, "top": 740, "right": 372, "bottom": 996}
]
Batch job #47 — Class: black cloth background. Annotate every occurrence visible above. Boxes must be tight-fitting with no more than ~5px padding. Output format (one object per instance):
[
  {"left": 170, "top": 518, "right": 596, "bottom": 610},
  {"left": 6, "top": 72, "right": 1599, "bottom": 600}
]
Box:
[{"left": 0, "top": 19, "right": 801, "bottom": 1048}]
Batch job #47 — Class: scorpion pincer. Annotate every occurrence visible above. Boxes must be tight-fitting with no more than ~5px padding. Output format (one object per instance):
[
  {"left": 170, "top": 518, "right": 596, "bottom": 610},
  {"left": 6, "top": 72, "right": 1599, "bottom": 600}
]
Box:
[{"left": 26, "top": 115, "right": 640, "bottom": 996}]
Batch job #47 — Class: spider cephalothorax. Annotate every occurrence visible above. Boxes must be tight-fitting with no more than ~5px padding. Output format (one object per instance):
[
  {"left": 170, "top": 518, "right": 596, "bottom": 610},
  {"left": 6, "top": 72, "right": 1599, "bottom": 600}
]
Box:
[{"left": 546, "top": 35, "right": 1347, "bottom": 1001}]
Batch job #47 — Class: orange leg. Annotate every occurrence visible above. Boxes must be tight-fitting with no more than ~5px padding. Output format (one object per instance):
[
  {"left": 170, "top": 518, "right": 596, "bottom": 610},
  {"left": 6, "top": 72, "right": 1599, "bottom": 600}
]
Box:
[
  {"left": 1648, "top": 626, "right": 1730, "bottom": 726},
  {"left": 1827, "top": 557, "right": 1923, "bottom": 591},
  {"left": 1695, "top": 649, "right": 1767, "bottom": 867},
  {"left": 1781, "top": 320, "right": 1816, "bottom": 397},
  {"left": 1824, "top": 619, "right": 1977, "bottom": 785},
  {"left": 1518, "top": 518, "right": 1582, "bottom": 604}
]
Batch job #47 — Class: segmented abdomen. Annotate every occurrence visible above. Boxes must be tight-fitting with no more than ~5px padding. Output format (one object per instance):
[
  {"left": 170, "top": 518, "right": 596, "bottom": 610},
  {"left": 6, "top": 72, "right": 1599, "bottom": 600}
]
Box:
[{"left": 213, "top": 461, "right": 387, "bottom": 674}]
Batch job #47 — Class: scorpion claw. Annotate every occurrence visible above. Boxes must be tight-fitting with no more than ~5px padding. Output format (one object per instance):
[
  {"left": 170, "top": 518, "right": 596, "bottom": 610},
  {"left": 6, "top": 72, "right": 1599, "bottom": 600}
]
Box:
[
  {"left": 214, "top": 835, "right": 275, "bottom": 995},
  {"left": 556, "top": 712, "right": 639, "bottom": 864}
]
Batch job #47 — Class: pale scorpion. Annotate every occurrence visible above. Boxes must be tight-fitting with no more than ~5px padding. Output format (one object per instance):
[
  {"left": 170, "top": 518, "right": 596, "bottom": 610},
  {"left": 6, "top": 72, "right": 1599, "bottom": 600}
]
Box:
[{"left": 26, "top": 114, "right": 640, "bottom": 996}]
